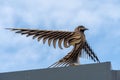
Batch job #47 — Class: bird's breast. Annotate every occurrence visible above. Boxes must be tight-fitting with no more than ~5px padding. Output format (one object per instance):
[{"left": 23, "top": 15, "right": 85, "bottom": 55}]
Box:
[{"left": 68, "top": 32, "right": 85, "bottom": 46}]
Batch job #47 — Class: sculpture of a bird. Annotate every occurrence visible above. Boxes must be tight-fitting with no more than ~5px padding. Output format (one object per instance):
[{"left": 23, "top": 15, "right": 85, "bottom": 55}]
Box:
[{"left": 6, "top": 25, "right": 100, "bottom": 68}]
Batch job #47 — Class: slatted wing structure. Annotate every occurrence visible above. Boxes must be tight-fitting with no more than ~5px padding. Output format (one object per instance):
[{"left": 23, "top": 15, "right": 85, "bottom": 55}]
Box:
[{"left": 6, "top": 28, "right": 73, "bottom": 49}]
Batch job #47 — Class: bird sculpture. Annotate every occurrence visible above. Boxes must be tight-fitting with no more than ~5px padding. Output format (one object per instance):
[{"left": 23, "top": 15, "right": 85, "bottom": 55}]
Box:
[{"left": 6, "top": 25, "right": 100, "bottom": 68}]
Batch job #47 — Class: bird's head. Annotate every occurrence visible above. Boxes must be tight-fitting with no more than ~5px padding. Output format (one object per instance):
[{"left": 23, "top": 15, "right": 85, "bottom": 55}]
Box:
[{"left": 75, "top": 25, "right": 88, "bottom": 32}]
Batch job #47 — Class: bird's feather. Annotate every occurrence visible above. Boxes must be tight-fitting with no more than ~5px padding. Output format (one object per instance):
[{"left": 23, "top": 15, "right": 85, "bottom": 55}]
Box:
[
  {"left": 83, "top": 42, "right": 100, "bottom": 63},
  {"left": 6, "top": 28, "right": 72, "bottom": 49}
]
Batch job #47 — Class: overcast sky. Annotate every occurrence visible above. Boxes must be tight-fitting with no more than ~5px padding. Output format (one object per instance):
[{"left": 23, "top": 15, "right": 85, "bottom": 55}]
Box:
[{"left": 0, "top": 0, "right": 120, "bottom": 72}]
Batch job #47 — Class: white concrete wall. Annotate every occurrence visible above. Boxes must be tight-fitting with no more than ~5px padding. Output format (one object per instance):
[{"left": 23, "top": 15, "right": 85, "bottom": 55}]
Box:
[{"left": 0, "top": 62, "right": 119, "bottom": 80}]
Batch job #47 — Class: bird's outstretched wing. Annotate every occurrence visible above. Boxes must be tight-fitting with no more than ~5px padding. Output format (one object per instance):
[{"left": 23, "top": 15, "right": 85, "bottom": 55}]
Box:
[
  {"left": 82, "top": 41, "right": 100, "bottom": 63},
  {"left": 6, "top": 28, "right": 74, "bottom": 49}
]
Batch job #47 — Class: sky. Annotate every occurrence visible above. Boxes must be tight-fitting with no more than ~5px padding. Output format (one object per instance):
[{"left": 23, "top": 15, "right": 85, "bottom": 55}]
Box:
[{"left": 0, "top": 0, "right": 120, "bottom": 72}]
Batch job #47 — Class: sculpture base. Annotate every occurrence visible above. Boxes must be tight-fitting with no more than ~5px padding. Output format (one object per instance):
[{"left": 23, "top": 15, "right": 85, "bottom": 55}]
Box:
[{"left": 0, "top": 62, "right": 120, "bottom": 80}]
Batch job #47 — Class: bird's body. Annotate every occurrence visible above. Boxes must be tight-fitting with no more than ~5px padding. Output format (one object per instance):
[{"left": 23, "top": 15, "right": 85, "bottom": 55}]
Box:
[{"left": 6, "top": 26, "right": 100, "bottom": 68}]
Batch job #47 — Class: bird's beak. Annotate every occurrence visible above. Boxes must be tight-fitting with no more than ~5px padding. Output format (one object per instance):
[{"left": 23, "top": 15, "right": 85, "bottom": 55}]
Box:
[{"left": 84, "top": 28, "right": 88, "bottom": 30}]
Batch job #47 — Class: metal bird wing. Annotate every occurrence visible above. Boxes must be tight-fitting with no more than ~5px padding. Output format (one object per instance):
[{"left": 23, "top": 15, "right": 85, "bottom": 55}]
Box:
[
  {"left": 49, "top": 43, "right": 84, "bottom": 68},
  {"left": 49, "top": 41, "right": 100, "bottom": 68},
  {"left": 6, "top": 28, "right": 74, "bottom": 49},
  {"left": 82, "top": 41, "right": 100, "bottom": 63}
]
